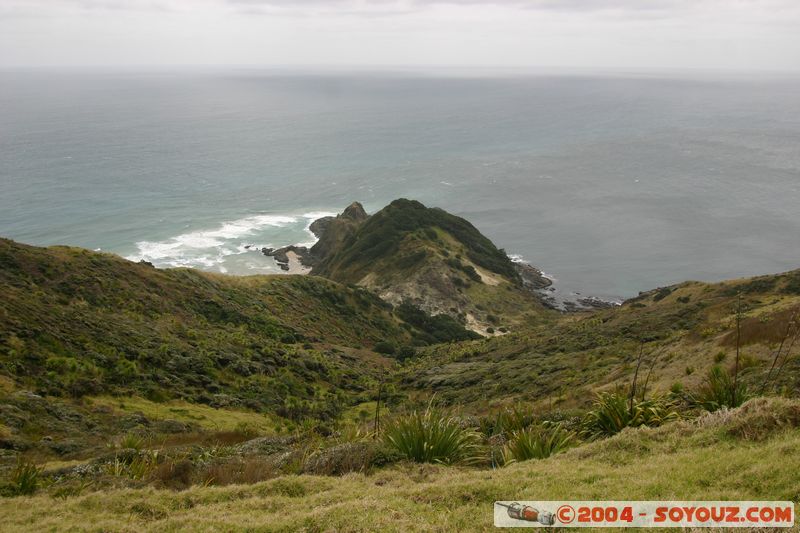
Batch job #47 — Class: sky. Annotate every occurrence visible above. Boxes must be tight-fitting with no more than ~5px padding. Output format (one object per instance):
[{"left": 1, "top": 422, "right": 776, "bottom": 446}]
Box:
[{"left": 1, "top": 0, "right": 799, "bottom": 71}]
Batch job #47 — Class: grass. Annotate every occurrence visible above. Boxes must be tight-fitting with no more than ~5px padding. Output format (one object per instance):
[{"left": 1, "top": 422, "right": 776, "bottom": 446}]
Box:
[
  {"left": 89, "top": 396, "right": 279, "bottom": 433},
  {"left": 1, "top": 397, "right": 798, "bottom": 531},
  {"left": 402, "top": 272, "right": 800, "bottom": 412}
]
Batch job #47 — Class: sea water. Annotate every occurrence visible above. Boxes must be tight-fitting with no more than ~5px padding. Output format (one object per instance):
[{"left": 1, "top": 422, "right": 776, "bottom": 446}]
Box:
[{"left": 1, "top": 69, "right": 799, "bottom": 301}]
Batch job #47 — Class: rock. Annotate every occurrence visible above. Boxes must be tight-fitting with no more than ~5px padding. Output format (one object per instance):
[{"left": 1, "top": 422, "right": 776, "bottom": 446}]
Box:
[
  {"left": 308, "top": 216, "right": 334, "bottom": 238},
  {"left": 308, "top": 203, "right": 369, "bottom": 264},
  {"left": 514, "top": 262, "right": 552, "bottom": 290},
  {"left": 577, "top": 297, "right": 617, "bottom": 310},
  {"left": 341, "top": 201, "right": 368, "bottom": 221},
  {"left": 262, "top": 245, "right": 311, "bottom": 269}
]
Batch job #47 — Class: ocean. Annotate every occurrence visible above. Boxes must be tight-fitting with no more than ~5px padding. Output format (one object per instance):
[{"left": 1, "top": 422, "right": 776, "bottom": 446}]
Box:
[{"left": 1, "top": 69, "right": 799, "bottom": 302}]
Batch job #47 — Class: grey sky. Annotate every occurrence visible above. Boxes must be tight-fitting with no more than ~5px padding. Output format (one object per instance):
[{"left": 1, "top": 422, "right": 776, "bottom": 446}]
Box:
[{"left": 1, "top": 0, "right": 799, "bottom": 70}]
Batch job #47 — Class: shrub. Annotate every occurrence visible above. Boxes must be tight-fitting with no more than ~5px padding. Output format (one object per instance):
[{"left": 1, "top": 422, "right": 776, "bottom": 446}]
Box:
[
  {"left": 153, "top": 459, "right": 194, "bottom": 489},
  {"left": 462, "top": 265, "right": 482, "bottom": 282},
  {"left": 502, "top": 424, "right": 575, "bottom": 464},
  {"left": 581, "top": 391, "right": 680, "bottom": 439},
  {"left": 303, "top": 441, "right": 381, "bottom": 476},
  {"left": 691, "top": 365, "right": 751, "bottom": 411},
  {"left": 653, "top": 287, "right": 673, "bottom": 301},
  {"left": 396, "top": 345, "right": 416, "bottom": 361},
  {"left": 373, "top": 341, "right": 396, "bottom": 355},
  {"left": 384, "top": 408, "right": 483, "bottom": 465}
]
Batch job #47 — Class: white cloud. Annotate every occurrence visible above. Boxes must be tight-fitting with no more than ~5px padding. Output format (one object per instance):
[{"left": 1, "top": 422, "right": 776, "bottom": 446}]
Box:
[{"left": 0, "top": 0, "right": 798, "bottom": 70}]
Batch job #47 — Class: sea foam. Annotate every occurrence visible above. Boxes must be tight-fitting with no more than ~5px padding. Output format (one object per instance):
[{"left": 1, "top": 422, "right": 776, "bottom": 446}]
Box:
[{"left": 126, "top": 212, "right": 327, "bottom": 273}]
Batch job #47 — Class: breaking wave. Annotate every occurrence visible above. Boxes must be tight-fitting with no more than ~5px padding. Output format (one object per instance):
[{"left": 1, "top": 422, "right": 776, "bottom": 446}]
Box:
[{"left": 126, "top": 210, "right": 337, "bottom": 273}]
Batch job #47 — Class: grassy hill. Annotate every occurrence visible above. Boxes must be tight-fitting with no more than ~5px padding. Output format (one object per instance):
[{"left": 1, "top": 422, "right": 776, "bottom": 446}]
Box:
[
  {"left": 312, "top": 199, "right": 552, "bottom": 333},
  {"left": 401, "top": 268, "right": 800, "bottom": 412},
  {"left": 0, "top": 238, "right": 483, "bottom": 461},
  {"left": 1, "top": 211, "right": 800, "bottom": 528}
]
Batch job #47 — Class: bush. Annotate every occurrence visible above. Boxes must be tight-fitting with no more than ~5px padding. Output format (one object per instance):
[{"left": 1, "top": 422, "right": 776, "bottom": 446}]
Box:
[
  {"left": 691, "top": 365, "right": 751, "bottom": 411},
  {"left": 502, "top": 424, "right": 575, "bottom": 464},
  {"left": 373, "top": 341, "right": 396, "bottom": 355},
  {"left": 395, "top": 303, "right": 480, "bottom": 343},
  {"left": 653, "top": 287, "right": 673, "bottom": 301},
  {"left": 396, "top": 345, "right": 416, "bottom": 361},
  {"left": 581, "top": 391, "right": 680, "bottom": 439},
  {"left": 384, "top": 408, "right": 483, "bottom": 465}
]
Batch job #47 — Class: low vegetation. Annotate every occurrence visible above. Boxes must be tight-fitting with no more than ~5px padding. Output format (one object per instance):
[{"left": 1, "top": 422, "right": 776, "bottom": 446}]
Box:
[
  {"left": 1, "top": 397, "right": 798, "bottom": 531},
  {"left": 2, "top": 205, "right": 800, "bottom": 529}
]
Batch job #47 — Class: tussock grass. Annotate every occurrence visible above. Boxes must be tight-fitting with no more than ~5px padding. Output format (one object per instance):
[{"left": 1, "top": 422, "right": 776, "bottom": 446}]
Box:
[
  {"left": 581, "top": 391, "right": 680, "bottom": 438},
  {"left": 692, "top": 365, "right": 751, "bottom": 411},
  {"left": 502, "top": 423, "right": 575, "bottom": 464},
  {"left": 384, "top": 408, "right": 483, "bottom": 465}
]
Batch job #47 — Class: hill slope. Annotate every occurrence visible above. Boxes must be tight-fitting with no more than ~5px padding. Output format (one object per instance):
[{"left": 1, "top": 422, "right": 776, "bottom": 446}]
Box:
[
  {"left": 0, "top": 238, "right": 476, "bottom": 421},
  {"left": 310, "top": 199, "right": 553, "bottom": 333},
  {"left": 401, "top": 268, "right": 800, "bottom": 411}
]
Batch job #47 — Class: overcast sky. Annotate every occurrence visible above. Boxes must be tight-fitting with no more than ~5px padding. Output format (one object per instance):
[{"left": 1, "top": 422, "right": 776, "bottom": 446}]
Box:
[{"left": 1, "top": 0, "right": 799, "bottom": 71}]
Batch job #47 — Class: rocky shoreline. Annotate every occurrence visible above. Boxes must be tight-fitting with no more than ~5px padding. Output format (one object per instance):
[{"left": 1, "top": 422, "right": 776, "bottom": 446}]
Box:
[{"left": 257, "top": 202, "right": 618, "bottom": 313}]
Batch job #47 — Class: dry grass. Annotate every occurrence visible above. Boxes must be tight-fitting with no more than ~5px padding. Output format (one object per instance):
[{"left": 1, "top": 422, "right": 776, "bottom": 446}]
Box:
[
  {"left": 721, "top": 305, "right": 800, "bottom": 347},
  {"left": 2, "top": 398, "right": 798, "bottom": 532}
]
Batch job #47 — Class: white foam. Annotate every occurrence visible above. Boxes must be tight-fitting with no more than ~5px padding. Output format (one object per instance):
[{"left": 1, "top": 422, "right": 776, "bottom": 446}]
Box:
[
  {"left": 127, "top": 213, "right": 298, "bottom": 266},
  {"left": 302, "top": 211, "right": 338, "bottom": 220},
  {"left": 125, "top": 210, "right": 338, "bottom": 273}
]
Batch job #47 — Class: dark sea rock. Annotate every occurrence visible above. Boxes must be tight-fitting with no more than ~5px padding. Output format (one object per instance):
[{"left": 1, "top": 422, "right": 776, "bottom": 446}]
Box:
[
  {"left": 514, "top": 262, "right": 553, "bottom": 290},
  {"left": 309, "top": 216, "right": 334, "bottom": 238},
  {"left": 262, "top": 245, "right": 311, "bottom": 270}
]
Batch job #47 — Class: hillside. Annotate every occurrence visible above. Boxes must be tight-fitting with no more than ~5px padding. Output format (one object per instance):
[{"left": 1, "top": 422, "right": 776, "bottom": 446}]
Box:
[
  {"left": 401, "top": 268, "right": 800, "bottom": 411},
  {"left": 1, "top": 210, "right": 799, "bottom": 528},
  {"left": 0, "top": 238, "right": 482, "bottom": 455},
  {"left": 310, "top": 199, "right": 553, "bottom": 333}
]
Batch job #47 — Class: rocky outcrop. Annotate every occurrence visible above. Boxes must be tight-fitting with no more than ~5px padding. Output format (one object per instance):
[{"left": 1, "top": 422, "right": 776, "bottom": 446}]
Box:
[
  {"left": 308, "top": 201, "right": 368, "bottom": 264},
  {"left": 262, "top": 202, "right": 369, "bottom": 271},
  {"left": 514, "top": 262, "right": 552, "bottom": 291},
  {"left": 304, "top": 199, "right": 554, "bottom": 333},
  {"left": 262, "top": 245, "right": 310, "bottom": 271}
]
